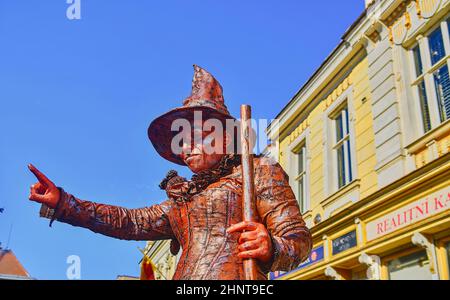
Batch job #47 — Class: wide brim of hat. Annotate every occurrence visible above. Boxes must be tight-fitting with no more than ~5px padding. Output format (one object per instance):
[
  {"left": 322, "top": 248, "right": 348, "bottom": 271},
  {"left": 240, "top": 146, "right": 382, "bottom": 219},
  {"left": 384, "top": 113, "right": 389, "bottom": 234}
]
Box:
[{"left": 148, "top": 106, "right": 237, "bottom": 166}]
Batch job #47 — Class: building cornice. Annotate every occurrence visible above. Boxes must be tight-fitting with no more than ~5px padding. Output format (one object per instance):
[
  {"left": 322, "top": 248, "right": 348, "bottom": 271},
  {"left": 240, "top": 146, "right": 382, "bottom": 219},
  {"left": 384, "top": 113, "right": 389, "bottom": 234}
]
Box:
[{"left": 267, "top": 0, "right": 405, "bottom": 139}]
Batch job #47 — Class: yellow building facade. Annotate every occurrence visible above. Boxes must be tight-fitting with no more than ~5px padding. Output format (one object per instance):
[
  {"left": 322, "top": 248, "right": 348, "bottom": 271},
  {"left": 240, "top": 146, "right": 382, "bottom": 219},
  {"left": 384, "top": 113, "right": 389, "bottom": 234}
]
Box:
[
  {"left": 143, "top": 240, "right": 180, "bottom": 280},
  {"left": 267, "top": 0, "right": 450, "bottom": 280}
]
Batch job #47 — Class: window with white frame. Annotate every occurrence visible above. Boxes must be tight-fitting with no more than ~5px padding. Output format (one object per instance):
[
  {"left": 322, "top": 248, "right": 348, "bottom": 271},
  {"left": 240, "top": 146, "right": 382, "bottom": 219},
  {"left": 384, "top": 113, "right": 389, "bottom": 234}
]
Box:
[
  {"left": 293, "top": 142, "right": 307, "bottom": 213},
  {"left": 411, "top": 17, "right": 450, "bottom": 133},
  {"left": 332, "top": 105, "right": 353, "bottom": 190}
]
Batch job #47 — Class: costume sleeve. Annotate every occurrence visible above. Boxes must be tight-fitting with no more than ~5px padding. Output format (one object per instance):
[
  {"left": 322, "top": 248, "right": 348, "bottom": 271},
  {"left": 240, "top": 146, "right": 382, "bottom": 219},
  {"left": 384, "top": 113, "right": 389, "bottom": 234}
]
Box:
[
  {"left": 39, "top": 188, "right": 174, "bottom": 241},
  {"left": 254, "top": 158, "right": 312, "bottom": 272}
]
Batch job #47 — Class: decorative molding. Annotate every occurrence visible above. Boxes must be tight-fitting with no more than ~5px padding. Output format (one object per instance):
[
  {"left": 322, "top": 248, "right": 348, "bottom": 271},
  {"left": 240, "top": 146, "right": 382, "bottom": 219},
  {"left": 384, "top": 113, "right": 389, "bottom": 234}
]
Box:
[
  {"left": 365, "top": 0, "right": 377, "bottom": 9},
  {"left": 384, "top": 0, "right": 410, "bottom": 27},
  {"left": 322, "top": 77, "right": 352, "bottom": 112},
  {"left": 287, "top": 117, "right": 310, "bottom": 145},
  {"left": 406, "top": 121, "right": 450, "bottom": 169},
  {"left": 353, "top": 36, "right": 370, "bottom": 50},
  {"left": 388, "top": 0, "right": 443, "bottom": 45},
  {"left": 411, "top": 232, "right": 439, "bottom": 278},
  {"left": 426, "top": 140, "right": 439, "bottom": 161},
  {"left": 417, "top": 0, "right": 442, "bottom": 19},
  {"left": 322, "top": 235, "right": 330, "bottom": 260},
  {"left": 365, "top": 19, "right": 385, "bottom": 43},
  {"left": 355, "top": 218, "right": 365, "bottom": 247},
  {"left": 324, "top": 266, "right": 343, "bottom": 280},
  {"left": 358, "top": 252, "right": 381, "bottom": 280},
  {"left": 415, "top": 0, "right": 423, "bottom": 18},
  {"left": 389, "top": 11, "right": 410, "bottom": 45},
  {"left": 407, "top": 120, "right": 450, "bottom": 153}
]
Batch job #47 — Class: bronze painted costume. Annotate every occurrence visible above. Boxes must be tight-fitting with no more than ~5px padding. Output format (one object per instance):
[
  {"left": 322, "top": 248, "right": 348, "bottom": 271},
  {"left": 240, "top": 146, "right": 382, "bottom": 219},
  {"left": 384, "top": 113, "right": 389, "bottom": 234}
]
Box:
[
  {"left": 41, "top": 156, "right": 311, "bottom": 280},
  {"left": 39, "top": 65, "right": 312, "bottom": 280}
]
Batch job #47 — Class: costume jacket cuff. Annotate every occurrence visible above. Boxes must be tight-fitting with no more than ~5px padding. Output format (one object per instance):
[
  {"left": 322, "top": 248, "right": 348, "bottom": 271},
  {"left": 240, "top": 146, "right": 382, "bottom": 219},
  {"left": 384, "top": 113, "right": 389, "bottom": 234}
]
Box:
[{"left": 39, "top": 187, "right": 66, "bottom": 227}]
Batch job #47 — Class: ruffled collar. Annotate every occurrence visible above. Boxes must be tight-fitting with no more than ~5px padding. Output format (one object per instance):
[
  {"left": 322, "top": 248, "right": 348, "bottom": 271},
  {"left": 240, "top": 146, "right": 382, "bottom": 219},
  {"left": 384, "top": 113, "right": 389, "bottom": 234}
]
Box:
[{"left": 159, "top": 154, "right": 242, "bottom": 203}]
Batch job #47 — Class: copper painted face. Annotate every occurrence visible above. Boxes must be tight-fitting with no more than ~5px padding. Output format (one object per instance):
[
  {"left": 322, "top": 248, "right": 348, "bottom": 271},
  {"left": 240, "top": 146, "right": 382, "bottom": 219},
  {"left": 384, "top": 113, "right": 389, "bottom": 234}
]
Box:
[{"left": 179, "top": 120, "right": 229, "bottom": 173}]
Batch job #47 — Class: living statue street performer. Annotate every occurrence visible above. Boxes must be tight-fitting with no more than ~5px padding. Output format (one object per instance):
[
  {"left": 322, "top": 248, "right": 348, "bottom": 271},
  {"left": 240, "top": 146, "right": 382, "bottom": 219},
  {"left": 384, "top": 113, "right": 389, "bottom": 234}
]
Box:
[{"left": 28, "top": 65, "right": 312, "bottom": 280}]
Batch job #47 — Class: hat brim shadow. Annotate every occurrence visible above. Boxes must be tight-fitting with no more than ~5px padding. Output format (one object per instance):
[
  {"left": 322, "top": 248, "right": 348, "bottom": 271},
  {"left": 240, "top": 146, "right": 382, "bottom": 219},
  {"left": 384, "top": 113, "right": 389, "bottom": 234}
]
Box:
[{"left": 148, "top": 106, "right": 238, "bottom": 166}]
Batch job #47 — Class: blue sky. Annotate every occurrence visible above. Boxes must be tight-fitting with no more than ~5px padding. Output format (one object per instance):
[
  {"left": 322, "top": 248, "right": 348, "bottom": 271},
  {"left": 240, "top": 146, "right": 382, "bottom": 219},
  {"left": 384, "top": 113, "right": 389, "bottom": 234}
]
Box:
[{"left": 0, "top": 1, "right": 363, "bottom": 279}]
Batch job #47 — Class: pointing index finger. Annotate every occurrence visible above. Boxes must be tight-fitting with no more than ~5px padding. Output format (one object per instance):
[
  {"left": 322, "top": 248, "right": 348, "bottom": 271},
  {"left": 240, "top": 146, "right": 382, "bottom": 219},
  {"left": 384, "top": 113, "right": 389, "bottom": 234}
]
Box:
[
  {"left": 226, "top": 221, "right": 257, "bottom": 234},
  {"left": 28, "top": 164, "right": 52, "bottom": 187}
]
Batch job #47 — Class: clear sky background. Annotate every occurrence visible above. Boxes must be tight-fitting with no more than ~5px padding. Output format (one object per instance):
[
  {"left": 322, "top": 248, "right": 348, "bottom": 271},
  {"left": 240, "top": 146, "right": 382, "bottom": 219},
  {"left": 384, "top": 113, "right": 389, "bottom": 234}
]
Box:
[{"left": 0, "top": 1, "right": 363, "bottom": 279}]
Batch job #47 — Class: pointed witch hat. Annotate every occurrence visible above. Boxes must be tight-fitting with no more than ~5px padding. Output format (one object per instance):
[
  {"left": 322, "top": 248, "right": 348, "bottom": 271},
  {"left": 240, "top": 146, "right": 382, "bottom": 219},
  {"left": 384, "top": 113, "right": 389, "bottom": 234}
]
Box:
[{"left": 148, "top": 65, "right": 237, "bottom": 166}]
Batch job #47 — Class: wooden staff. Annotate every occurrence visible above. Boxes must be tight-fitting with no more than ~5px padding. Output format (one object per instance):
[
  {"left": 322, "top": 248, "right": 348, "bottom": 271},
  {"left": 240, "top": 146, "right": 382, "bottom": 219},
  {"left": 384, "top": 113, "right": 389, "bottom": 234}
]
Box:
[{"left": 240, "top": 105, "right": 259, "bottom": 280}]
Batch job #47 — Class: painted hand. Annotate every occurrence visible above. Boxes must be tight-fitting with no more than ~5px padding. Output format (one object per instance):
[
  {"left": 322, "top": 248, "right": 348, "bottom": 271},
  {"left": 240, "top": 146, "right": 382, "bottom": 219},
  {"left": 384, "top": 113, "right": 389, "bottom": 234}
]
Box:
[
  {"left": 226, "top": 221, "right": 273, "bottom": 263},
  {"left": 28, "top": 164, "right": 60, "bottom": 209}
]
